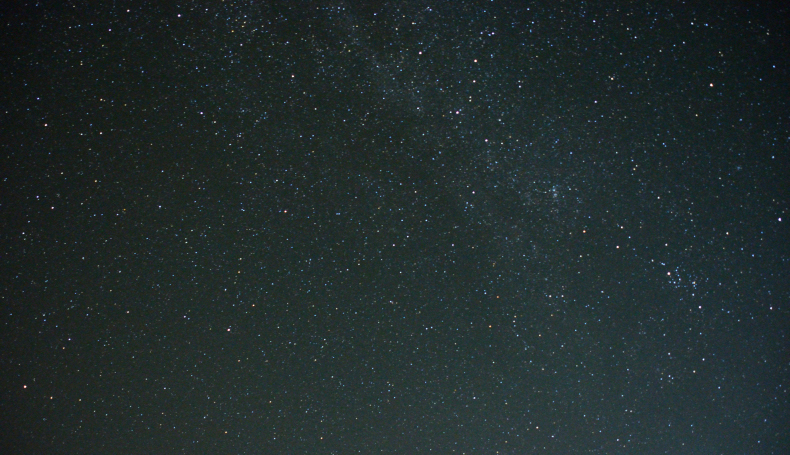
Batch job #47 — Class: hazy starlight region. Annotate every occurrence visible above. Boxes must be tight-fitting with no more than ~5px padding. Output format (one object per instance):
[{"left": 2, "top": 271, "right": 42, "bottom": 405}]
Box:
[{"left": 1, "top": 2, "right": 787, "bottom": 454}]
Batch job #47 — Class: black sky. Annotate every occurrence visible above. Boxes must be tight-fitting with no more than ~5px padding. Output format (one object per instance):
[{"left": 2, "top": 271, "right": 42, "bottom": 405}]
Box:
[{"left": 1, "top": 1, "right": 788, "bottom": 454}]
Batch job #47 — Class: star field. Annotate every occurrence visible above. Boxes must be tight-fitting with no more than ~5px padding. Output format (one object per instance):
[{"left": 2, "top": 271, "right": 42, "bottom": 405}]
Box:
[{"left": 1, "top": 1, "right": 788, "bottom": 454}]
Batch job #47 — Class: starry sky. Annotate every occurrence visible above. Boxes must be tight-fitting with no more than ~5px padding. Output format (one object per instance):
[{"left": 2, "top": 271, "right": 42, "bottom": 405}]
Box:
[{"left": 1, "top": 1, "right": 788, "bottom": 454}]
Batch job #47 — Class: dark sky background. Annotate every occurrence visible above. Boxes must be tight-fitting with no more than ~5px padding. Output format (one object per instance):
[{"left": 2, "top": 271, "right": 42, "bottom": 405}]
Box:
[{"left": 1, "top": 1, "right": 788, "bottom": 454}]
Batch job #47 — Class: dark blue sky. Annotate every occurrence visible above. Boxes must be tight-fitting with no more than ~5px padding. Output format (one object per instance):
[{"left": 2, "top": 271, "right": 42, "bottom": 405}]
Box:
[{"left": 1, "top": 1, "right": 788, "bottom": 454}]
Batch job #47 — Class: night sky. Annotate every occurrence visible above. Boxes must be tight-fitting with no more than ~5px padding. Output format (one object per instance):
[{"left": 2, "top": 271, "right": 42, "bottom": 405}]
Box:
[{"left": 2, "top": 1, "right": 788, "bottom": 454}]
